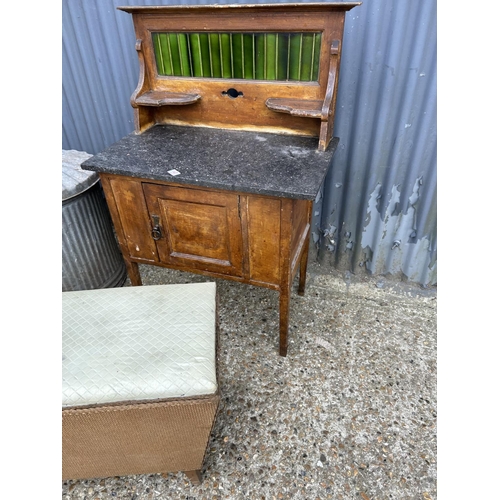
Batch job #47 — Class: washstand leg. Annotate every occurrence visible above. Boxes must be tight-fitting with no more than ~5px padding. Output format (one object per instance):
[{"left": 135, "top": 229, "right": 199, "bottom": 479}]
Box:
[
  {"left": 184, "top": 470, "right": 202, "bottom": 485},
  {"left": 298, "top": 240, "right": 310, "bottom": 296},
  {"left": 279, "top": 288, "right": 291, "bottom": 357},
  {"left": 124, "top": 260, "right": 142, "bottom": 286}
]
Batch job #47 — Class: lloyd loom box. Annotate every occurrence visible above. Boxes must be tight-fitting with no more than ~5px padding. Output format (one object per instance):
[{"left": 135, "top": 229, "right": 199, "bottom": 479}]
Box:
[{"left": 82, "top": 2, "right": 361, "bottom": 356}]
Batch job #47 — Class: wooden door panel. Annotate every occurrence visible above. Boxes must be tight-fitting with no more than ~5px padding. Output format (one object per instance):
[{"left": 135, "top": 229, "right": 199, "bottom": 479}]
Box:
[
  {"left": 107, "top": 177, "right": 159, "bottom": 262},
  {"left": 162, "top": 199, "right": 232, "bottom": 263},
  {"left": 143, "top": 183, "right": 244, "bottom": 276},
  {"left": 245, "top": 196, "right": 281, "bottom": 285}
]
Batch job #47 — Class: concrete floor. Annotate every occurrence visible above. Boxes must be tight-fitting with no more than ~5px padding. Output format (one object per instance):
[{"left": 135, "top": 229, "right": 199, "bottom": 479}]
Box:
[{"left": 62, "top": 260, "right": 437, "bottom": 500}]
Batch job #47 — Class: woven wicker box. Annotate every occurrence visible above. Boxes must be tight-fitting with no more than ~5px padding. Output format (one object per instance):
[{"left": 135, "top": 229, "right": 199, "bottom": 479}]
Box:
[{"left": 62, "top": 282, "right": 220, "bottom": 484}]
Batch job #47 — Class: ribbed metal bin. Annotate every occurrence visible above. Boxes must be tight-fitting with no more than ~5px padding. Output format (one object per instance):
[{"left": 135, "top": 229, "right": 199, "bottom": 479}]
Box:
[{"left": 62, "top": 150, "right": 127, "bottom": 291}]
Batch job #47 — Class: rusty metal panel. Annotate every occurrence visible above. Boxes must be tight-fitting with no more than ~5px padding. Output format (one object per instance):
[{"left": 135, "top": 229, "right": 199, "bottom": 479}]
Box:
[
  {"left": 62, "top": 0, "right": 437, "bottom": 286},
  {"left": 311, "top": 0, "right": 437, "bottom": 286}
]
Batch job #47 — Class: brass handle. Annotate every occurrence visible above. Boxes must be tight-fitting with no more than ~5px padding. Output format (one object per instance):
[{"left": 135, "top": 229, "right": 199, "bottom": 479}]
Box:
[{"left": 151, "top": 215, "right": 162, "bottom": 241}]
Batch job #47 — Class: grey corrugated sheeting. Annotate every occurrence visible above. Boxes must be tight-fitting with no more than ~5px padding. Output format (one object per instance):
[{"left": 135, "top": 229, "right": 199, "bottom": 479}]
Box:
[
  {"left": 62, "top": 0, "right": 437, "bottom": 286},
  {"left": 311, "top": 0, "right": 437, "bottom": 286},
  {"left": 63, "top": 0, "right": 137, "bottom": 153}
]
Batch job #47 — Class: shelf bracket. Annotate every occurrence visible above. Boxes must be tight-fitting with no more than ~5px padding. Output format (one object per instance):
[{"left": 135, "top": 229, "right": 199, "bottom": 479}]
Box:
[
  {"left": 318, "top": 40, "right": 341, "bottom": 152},
  {"left": 129, "top": 39, "right": 156, "bottom": 134},
  {"left": 264, "top": 39, "right": 341, "bottom": 152},
  {"left": 130, "top": 39, "right": 145, "bottom": 110}
]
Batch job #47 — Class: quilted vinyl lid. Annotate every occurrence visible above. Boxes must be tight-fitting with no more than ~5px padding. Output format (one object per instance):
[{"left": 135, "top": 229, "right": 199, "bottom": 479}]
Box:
[{"left": 62, "top": 282, "right": 217, "bottom": 408}]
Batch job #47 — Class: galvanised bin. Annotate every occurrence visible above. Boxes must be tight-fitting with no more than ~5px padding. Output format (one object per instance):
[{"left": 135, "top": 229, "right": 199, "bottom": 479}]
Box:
[{"left": 62, "top": 150, "right": 127, "bottom": 291}]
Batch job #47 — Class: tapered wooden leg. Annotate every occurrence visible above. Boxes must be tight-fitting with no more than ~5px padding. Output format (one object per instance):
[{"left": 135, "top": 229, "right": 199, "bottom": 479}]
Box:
[
  {"left": 298, "top": 239, "right": 310, "bottom": 296},
  {"left": 279, "top": 287, "right": 291, "bottom": 357},
  {"left": 124, "top": 259, "right": 142, "bottom": 286},
  {"left": 184, "top": 469, "right": 202, "bottom": 485},
  {"left": 298, "top": 202, "right": 313, "bottom": 296},
  {"left": 278, "top": 198, "right": 294, "bottom": 357}
]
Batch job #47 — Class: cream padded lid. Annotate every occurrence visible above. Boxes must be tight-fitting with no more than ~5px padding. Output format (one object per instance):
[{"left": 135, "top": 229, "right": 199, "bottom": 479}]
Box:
[{"left": 62, "top": 282, "right": 217, "bottom": 408}]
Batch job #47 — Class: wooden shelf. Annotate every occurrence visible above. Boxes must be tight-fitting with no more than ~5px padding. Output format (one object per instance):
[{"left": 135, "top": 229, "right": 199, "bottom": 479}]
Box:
[
  {"left": 135, "top": 91, "right": 201, "bottom": 107},
  {"left": 265, "top": 98, "right": 324, "bottom": 119}
]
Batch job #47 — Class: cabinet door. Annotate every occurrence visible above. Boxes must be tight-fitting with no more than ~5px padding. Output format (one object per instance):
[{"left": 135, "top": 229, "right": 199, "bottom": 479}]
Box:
[
  {"left": 244, "top": 195, "right": 281, "bottom": 285},
  {"left": 105, "top": 176, "right": 160, "bottom": 263},
  {"left": 143, "top": 183, "right": 244, "bottom": 277}
]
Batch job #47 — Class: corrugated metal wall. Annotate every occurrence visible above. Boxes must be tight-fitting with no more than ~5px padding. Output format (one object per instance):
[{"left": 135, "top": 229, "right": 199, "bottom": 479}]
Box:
[{"left": 62, "top": 0, "right": 437, "bottom": 286}]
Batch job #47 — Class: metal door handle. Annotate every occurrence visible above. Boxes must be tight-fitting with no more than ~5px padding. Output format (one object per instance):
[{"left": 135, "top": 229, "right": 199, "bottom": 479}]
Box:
[{"left": 151, "top": 215, "right": 162, "bottom": 240}]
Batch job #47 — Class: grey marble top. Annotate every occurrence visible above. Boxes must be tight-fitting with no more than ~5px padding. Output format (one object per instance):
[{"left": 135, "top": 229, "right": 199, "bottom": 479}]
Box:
[{"left": 81, "top": 125, "right": 338, "bottom": 200}]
